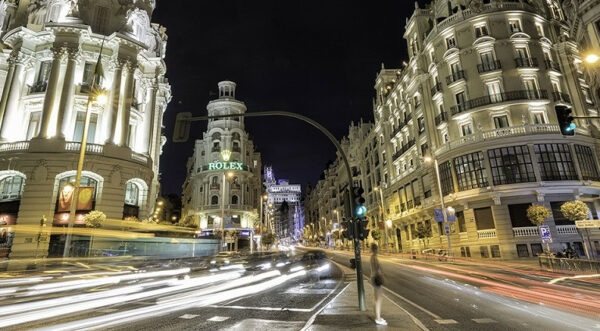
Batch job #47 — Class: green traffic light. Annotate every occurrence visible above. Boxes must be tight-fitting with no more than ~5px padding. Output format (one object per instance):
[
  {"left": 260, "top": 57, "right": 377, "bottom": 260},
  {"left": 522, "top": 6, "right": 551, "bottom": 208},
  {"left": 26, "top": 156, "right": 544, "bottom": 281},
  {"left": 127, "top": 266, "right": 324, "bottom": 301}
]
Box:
[{"left": 356, "top": 205, "right": 367, "bottom": 216}]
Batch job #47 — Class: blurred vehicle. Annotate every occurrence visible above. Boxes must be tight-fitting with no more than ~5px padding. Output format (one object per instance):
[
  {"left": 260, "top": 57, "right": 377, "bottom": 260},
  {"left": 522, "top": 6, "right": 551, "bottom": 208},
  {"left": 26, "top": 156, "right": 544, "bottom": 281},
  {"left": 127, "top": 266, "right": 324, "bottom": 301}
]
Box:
[
  {"left": 300, "top": 250, "right": 331, "bottom": 279},
  {"left": 422, "top": 249, "right": 448, "bottom": 261}
]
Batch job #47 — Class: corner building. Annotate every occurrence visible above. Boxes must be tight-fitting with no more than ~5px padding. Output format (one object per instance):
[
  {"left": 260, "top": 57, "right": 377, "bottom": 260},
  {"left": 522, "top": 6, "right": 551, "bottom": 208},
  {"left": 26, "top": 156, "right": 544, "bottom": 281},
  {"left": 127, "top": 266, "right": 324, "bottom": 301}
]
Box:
[
  {"left": 0, "top": 1, "right": 171, "bottom": 258},
  {"left": 376, "top": 0, "right": 600, "bottom": 259},
  {"left": 182, "top": 81, "right": 261, "bottom": 248}
]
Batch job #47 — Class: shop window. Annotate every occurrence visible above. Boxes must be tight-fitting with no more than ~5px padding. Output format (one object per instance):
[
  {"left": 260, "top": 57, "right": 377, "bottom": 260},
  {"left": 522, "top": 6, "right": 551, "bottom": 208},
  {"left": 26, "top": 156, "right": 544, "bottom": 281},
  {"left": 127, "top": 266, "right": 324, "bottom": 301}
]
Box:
[
  {"left": 453, "top": 151, "right": 488, "bottom": 191},
  {"left": 124, "top": 182, "right": 139, "bottom": 206},
  {"left": 0, "top": 176, "right": 24, "bottom": 201},
  {"left": 534, "top": 144, "right": 577, "bottom": 181}
]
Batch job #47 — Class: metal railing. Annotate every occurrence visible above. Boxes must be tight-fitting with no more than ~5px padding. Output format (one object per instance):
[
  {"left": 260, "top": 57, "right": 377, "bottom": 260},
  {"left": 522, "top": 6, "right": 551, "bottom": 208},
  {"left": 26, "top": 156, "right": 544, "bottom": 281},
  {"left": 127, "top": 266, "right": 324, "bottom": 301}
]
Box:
[
  {"left": 477, "top": 60, "right": 502, "bottom": 73},
  {"left": 28, "top": 81, "right": 47, "bottom": 94},
  {"left": 539, "top": 256, "right": 600, "bottom": 273},
  {"left": 545, "top": 60, "right": 561, "bottom": 72},
  {"left": 552, "top": 92, "right": 571, "bottom": 103},
  {"left": 446, "top": 70, "right": 465, "bottom": 84},
  {"left": 431, "top": 82, "right": 442, "bottom": 95},
  {"left": 392, "top": 113, "right": 412, "bottom": 137},
  {"left": 515, "top": 57, "right": 539, "bottom": 68},
  {"left": 392, "top": 139, "right": 416, "bottom": 161},
  {"left": 450, "top": 90, "right": 549, "bottom": 115},
  {"left": 434, "top": 111, "right": 448, "bottom": 126}
]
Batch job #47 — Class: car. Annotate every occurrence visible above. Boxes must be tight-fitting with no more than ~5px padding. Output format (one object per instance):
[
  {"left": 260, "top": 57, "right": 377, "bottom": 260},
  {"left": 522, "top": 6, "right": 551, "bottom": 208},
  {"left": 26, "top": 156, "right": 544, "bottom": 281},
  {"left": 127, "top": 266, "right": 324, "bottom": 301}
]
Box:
[{"left": 299, "top": 250, "right": 331, "bottom": 279}]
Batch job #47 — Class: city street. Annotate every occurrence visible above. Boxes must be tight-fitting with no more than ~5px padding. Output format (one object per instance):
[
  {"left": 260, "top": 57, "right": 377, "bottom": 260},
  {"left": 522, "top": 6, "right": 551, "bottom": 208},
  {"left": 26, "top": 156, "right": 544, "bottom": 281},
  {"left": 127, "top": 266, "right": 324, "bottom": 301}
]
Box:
[{"left": 324, "top": 249, "right": 600, "bottom": 330}]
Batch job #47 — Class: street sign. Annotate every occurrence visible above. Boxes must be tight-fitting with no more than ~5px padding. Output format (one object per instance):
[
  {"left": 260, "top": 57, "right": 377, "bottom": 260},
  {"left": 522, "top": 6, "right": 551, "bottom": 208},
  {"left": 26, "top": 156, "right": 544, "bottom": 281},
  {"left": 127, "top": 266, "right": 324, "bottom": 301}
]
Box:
[
  {"left": 434, "top": 208, "right": 443, "bottom": 223},
  {"left": 446, "top": 209, "right": 456, "bottom": 222},
  {"left": 444, "top": 224, "right": 450, "bottom": 235},
  {"left": 539, "top": 225, "right": 552, "bottom": 243},
  {"left": 575, "top": 220, "right": 600, "bottom": 228}
]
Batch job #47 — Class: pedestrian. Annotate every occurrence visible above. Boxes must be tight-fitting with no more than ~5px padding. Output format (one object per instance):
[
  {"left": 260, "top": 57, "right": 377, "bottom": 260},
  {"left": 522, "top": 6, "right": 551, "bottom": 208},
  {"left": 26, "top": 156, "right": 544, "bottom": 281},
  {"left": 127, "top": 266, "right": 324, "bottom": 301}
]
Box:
[{"left": 370, "top": 243, "right": 387, "bottom": 325}]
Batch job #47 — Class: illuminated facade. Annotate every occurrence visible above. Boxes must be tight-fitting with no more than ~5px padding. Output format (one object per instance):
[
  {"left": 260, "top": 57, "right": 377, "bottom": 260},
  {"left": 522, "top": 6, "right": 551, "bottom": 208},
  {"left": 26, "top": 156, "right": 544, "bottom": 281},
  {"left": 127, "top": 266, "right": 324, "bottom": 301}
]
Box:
[
  {"left": 182, "top": 81, "right": 262, "bottom": 245},
  {"left": 0, "top": 0, "right": 171, "bottom": 258},
  {"left": 307, "top": 0, "right": 600, "bottom": 259},
  {"left": 264, "top": 166, "right": 303, "bottom": 240}
]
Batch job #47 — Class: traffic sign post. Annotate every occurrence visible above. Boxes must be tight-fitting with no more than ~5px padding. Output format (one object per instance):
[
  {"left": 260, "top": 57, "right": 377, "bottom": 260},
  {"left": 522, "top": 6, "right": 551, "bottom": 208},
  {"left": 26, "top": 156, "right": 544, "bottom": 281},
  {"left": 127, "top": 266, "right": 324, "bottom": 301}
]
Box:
[{"left": 539, "top": 225, "right": 552, "bottom": 243}]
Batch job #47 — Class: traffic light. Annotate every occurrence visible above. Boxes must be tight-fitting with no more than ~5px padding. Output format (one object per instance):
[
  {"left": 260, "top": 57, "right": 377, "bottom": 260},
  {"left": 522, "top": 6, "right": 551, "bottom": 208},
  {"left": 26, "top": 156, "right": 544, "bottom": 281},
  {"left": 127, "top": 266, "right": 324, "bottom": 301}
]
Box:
[
  {"left": 341, "top": 219, "right": 354, "bottom": 240},
  {"left": 173, "top": 112, "right": 192, "bottom": 142},
  {"left": 352, "top": 186, "right": 367, "bottom": 217},
  {"left": 357, "top": 218, "right": 370, "bottom": 240},
  {"left": 555, "top": 105, "right": 576, "bottom": 136}
]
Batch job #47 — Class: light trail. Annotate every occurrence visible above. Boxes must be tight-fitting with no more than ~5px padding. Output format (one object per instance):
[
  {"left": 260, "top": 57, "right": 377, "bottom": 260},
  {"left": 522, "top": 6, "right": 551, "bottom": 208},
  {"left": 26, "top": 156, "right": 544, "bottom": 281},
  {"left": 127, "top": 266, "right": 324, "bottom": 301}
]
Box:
[{"left": 548, "top": 274, "right": 600, "bottom": 284}]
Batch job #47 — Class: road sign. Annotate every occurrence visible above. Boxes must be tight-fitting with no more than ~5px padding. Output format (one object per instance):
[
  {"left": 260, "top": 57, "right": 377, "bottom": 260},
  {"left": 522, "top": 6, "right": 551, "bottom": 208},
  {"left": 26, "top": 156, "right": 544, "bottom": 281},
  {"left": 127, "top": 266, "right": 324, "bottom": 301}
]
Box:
[
  {"left": 539, "top": 225, "right": 552, "bottom": 243},
  {"left": 444, "top": 224, "right": 450, "bottom": 235},
  {"left": 575, "top": 220, "right": 600, "bottom": 228},
  {"left": 446, "top": 209, "right": 456, "bottom": 222},
  {"left": 434, "top": 208, "right": 443, "bottom": 223}
]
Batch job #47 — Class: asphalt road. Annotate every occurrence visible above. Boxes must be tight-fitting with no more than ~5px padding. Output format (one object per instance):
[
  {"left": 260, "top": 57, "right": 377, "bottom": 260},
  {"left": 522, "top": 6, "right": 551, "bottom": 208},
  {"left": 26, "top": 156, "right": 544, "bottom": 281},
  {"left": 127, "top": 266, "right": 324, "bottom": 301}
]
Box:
[{"left": 326, "top": 249, "right": 600, "bottom": 331}]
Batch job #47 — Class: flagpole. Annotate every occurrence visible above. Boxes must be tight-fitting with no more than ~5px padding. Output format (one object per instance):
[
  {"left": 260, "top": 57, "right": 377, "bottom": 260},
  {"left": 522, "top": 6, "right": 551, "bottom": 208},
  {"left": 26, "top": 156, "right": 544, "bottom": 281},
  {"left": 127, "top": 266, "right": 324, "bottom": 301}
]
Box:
[{"left": 63, "top": 39, "right": 106, "bottom": 258}]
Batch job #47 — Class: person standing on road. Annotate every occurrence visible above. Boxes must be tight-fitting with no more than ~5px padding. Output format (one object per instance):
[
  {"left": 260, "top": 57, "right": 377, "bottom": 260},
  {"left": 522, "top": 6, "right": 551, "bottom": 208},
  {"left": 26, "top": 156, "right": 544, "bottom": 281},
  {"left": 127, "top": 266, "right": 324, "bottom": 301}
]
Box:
[{"left": 371, "top": 243, "right": 387, "bottom": 325}]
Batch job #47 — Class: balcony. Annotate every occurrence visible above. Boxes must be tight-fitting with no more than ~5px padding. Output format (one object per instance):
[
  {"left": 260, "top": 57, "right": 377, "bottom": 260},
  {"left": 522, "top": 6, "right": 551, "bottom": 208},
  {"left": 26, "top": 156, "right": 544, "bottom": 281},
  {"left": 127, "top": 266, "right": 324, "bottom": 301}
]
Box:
[
  {"left": 545, "top": 60, "right": 561, "bottom": 72},
  {"left": 515, "top": 57, "right": 539, "bottom": 68},
  {"left": 391, "top": 113, "right": 412, "bottom": 137},
  {"left": 450, "top": 90, "right": 549, "bottom": 115},
  {"left": 552, "top": 92, "right": 571, "bottom": 103},
  {"left": 446, "top": 70, "right": 465, "bottom": 85},
  {"left": 392, "top": 139, "right": 416, "bottom": 161},
  {"left": 434, "top": 111, "right": 448, "bottom": 126},
  {"left": 65, "top": 142, "right": 104, "bottom": 154},
  {"left": 0, "top": 141, "right": 29, "bottom": 152},
  {"left": 477, "top": 229, "right": 497, "bottom": 239},
  {"left": 477, "top": 60, "right": 502, "bottom": 73},
  {"left": 512, "top": 226, "right": 539, "bottom": 237},
  {"left": 431, "top": 82, "right": 442, "bottom": 95},
  {"left": 210, "top": 183, "right": 220, "bottom": 190},
  {"left": 556, "top": 225, "right": 578, "bottom": 235},
  {"left": 435, "top": 123, "right": 560, "bottom": 155},
  {"left": 28, "top": 81, "right": 47, "bottom": 94}
]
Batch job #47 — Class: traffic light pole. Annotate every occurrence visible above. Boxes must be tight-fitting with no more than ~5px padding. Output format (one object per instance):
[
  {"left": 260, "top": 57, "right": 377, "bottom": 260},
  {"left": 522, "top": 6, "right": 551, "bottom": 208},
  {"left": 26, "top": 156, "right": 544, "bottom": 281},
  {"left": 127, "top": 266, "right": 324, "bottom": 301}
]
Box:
[{"left": 177, "top": 111, "right": 366, "bottom": 311}]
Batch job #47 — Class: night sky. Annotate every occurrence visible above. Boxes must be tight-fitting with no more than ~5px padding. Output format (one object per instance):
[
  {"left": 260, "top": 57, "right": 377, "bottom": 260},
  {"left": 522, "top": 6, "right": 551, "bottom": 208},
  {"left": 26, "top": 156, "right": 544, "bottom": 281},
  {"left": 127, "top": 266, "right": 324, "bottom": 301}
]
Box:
[{"left": 152, "top": 1, "right": 413, "bottom": 196}]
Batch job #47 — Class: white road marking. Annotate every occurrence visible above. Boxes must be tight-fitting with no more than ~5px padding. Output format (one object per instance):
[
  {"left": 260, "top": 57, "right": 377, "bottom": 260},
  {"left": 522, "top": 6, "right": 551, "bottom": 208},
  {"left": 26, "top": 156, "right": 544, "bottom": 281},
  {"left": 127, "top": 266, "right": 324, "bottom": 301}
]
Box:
[
  {"left": 205, "top": 305, "right": 312, "bottom": 312},
  {"left": 382, "top": 285, "right": 442, "bottom": 320},
  {"left": 382, "top": 293, "right": 430, "bottom": 331},
  {"left": 207, "top": 316, "right": 229, "bottom": 322},
  {"left": 179, "top": 314, "right": 198, "bottom": 319},
  {"left": 435, "top": 319, "right": 458, "bottom": 324},
  {"left": 472, "top": 318, "right": 497, "bottom": 324}
]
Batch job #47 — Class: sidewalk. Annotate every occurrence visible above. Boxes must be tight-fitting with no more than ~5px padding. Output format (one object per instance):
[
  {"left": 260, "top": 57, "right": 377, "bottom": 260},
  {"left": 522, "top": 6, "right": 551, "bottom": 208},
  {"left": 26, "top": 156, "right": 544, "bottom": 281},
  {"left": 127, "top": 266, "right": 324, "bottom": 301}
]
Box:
[{"left": 306, "top": 263, "right": 425, "bottom": 331}]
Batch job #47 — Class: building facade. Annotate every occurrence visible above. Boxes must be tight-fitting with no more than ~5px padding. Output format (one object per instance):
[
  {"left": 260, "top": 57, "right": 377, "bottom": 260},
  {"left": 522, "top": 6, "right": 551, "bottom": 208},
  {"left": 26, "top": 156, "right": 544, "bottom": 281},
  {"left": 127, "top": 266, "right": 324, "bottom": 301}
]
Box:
[
  {"left": 0, "top": 0, "right": 171, "bottom": 258},
  {"left": 264, "top": 166, "right": 303, "bottom": 241},
  {"left": 182, "top": 81, "right": 262, "bottom": 248},
  {"left": 306, "top": 0, "right": 600, "bottom": 259}
]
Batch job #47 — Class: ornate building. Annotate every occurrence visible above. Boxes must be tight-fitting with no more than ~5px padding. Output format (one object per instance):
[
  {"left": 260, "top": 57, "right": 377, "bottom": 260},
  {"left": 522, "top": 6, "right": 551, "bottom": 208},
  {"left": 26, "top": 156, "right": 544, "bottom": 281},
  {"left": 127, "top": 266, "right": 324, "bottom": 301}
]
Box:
[
  {"left": 0, "top": 0, "right": 171, "bottom": 258},
  {"left": 182, "top": 81, "right": 262, "bottom": 248},
  {"left": 264, "top": 166, "right": 303, "bottom": 241},
  {"left": 307, "top": 0, "right": 600, "bottom": 259}
]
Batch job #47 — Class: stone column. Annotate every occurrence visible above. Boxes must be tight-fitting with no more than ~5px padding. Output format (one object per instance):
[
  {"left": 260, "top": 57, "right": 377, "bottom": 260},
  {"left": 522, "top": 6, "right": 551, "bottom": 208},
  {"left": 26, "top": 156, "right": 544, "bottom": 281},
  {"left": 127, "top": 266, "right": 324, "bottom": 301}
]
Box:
[
  {"left": 141, "top": 78, "right": 157, "bottom": 154},
  {"left": 107, "top": 59, "right": 124, "bottom": 144},
  {"left": 0, "top": 56, "right": 17, "bottom": 130},
  {"left": 0, "top": 53, "right": 28, "bottom": 141},
  {"left": 118, "top": 60, "right": 135, "bottom": 146},
  {"left": 38, "top": 47, "right": 64, "bottom": 138},
  {"left": 57, "top": 47, "right": 81, "bottom": 139}
]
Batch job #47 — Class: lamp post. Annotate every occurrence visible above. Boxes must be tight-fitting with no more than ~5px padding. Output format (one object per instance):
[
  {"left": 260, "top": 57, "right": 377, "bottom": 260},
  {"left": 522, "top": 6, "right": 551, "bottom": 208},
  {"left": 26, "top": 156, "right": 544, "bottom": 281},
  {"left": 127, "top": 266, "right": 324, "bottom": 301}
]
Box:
[
  {"left": 62, "top": 85, "right": 107, "bottom": 258},
  {"left": 220, "top": 169, "right": 234, "bottom": 251},
  {"left": 423, "top": 156, "right": 453, "bottom": 259}
]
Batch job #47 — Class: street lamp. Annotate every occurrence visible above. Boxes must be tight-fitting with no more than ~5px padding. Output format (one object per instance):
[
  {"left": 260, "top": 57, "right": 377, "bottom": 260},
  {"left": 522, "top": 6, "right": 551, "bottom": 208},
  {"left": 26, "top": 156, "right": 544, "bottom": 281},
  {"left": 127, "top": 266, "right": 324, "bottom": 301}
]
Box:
[
  {"left": 423, "top": 155, "right": 453, "bottom": 258},
  {"left": 584, "top": 53, "right": 600, "bottom": 64}
]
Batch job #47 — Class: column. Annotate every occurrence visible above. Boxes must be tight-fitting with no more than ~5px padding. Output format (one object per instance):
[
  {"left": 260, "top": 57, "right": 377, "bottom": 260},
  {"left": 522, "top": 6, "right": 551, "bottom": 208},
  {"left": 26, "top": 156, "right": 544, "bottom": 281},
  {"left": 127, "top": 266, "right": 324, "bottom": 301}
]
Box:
[
  {"left": 57, "top": 47, "right": 80, "bottom": 138},
  {"left": 107, "top": 60, "right": 124, "bottom": 144},
  {"left": 38, "top": 47, "right": 64, "bottom": 138},
  {"left": 141, "top": 78, "right": 157, "bottom": 154},
  {"left": 0, "top": 53, "right": 27, "bottom": 141},
  {"left": 0, "top": 58, "right": 17, "bottom": 130},
  {"left": 118, "top": 60, "right": 135, "bottom": 146}
]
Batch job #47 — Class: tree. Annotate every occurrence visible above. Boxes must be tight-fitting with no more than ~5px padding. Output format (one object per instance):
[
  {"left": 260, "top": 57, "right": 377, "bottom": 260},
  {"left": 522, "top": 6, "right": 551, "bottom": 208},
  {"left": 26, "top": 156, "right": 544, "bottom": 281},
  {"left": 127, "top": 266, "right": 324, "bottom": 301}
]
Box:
[
  {"left": 261, "top": 232, "right": 275, "bottom": 249},
  {"left": 83, "top": 210, "right": 106, "bottom": 228},
  {"left": 414, "top": 223, "right": 431, "bottom": 250},
  {"left": 177, "top": 216, "right": 197, "bottom": 228},
  {"left": 560, "top": 201, "right": 589, "bottom": 222},
  {"left": 526, "top": 204, "right": 551, "bottom": 226}
]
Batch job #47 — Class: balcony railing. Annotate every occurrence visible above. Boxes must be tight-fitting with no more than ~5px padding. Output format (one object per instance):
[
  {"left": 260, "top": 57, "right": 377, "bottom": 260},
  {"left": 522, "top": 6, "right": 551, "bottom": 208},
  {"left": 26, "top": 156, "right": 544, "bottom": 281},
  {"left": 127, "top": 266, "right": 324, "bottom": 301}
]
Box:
[
  {"left": 477, "top": 229, "right": 497, "bottom": 239},
  {"left": 552, "top": 92, "right": 571, "bottom": 103},
  {"left": 435, "top": 123, "right": 560, "bottom": 155},
  {"left": 431, "top": 82, "right": 442, "bottom": 95},
  {"left": 446, "top": 70, "right": 465, "bottom": 84},
  {"left": 65, "top": 142, "right": 104, "bottom": 154},
  {"left": 512, "top": 226, "right": 539, "bottom": 237},
  {"left": 28, "top": 81, "right": 47, "bottom": 94},
  {"left": 392, "top": 113, "right": 412, "bottom": 137},
  {"left": 556, "top": 225, "right": 578, "bottom": 235},
  {"left": 0, "top": 141, "right": 29, "bottom": 152},
  {"left": 434, "top": 111, "right": 448, "bottom": 126},
  {"left": 515, "top": 57, "right": 539, "bottom": 68},
  {"left": 477, "top": 60, "right": 502, "bottom": 73},
  {"left": 450, "top": 90, "right": 549, "bottom": 115},
  {"left": 545, "top": 60, "right": 561, "bottom": 72},
  {"left": 413, "top": 196, "right": 421, "bottom": 207},
  {"left": 392, "top": 139, "right": 416, "bottom": 161}
]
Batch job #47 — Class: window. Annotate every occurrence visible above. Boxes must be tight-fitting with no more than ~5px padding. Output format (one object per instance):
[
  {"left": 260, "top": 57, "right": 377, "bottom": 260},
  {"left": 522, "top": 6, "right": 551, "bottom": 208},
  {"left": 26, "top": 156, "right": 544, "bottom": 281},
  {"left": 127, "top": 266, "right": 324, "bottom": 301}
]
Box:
[
  {"left": 523, "top": 78, "right": 539, "bottom": 98},
  {"left": 421, "top": 143, "right": 429, "bottom": 156},
  {"left": 488, "top": 146, "right": 536, "bottom": 185},
  {"left": 36, "top": 61, "right": 52, "bottom": 84},
  {"left": 26, "top": 112, "right": 41, "bottom": 140},
  {"left": 509, "top": 19, "right": 522, "bottom": 33},
  {"left": 508, "top": 203, "right": 533, "bottom": 227},
  {"left": 73, "top": 112, "right": 98, "bottom": 143},
  {"left": 446, "top": 36, "right": 456, "bottom": 49},
  {"left": 0, "top": 176, "right": 24, "bottom": 200},
  {"left": 457, "top": 210, "right": 466, "bottom": 232},
  {"left": 479, "top": 51, "right": 496, "bottom": 70},
  {"left": 450, "top": 62, "right": 461, "bottom": 75},
  {"left": 534, "top": 144, "right": 578, "bottom": 181},
  {"left": 480, "top": 246, "right": 490, "bottom": 258},
  {"left": 574, "top": 145, "right": 600, "bottom": 181},
  {"left": 58, "top": 175, "right": 98, "bottom": 200},
  {"left": 231, "top": 195, "right": 238, "bottom": 204},
  {"left": 418, "top": 117, "right": 425, "bottom": 134},
  {"left": 439, "top": 161, "right": 454, "bottom": 196},
  {"left": 455, "top": 91, "right": 466, "bottom": 106},
  {"left": 491, "top": 245, "right": 501, "bottom": 258},
  {"left": 493, "top": 115, "right": 509, "bottom": 129},
  {"left": 530, "top": 243, "right": 543, "bottom": 256},
  {"left": 516, "top": 244, "right": 530, "bottom": 257},
  {"left": 124, "top": 182, "right": 139, "bottom": 206},
  {"left": 127, "top": 123, "right": 137, "bottom": 149},
  {"left": 461, "top": 123, "right": 473, "bottom": 136},
  {"left": 82, "top": 62, "right": 94, "bottom": 87},
  {"left": 475, "top": 24, "right": 488, "bottom": 38},
  {"left": 536, "top": 23, "right": 544, "bottom": 37},
  {"left": 515, "top": 47, "right": 528, "bottom": 59},
  {"left": 474, "top": 207, "right": 495, "bottom": 230},
  {"left": 487, "top": 82, "right": 502, "bottom": 103},
  {"left": 453, "top": 151, "right": 488, "bottom": 190},
  {"left": 582, "top": 87, "right": 593, "bottom": 104},
  {"left": 532, "top": 112, "right": 546, "bottom": 124},
  {"left": 211, "top": 195, "right": 219, "bottom": 205}
]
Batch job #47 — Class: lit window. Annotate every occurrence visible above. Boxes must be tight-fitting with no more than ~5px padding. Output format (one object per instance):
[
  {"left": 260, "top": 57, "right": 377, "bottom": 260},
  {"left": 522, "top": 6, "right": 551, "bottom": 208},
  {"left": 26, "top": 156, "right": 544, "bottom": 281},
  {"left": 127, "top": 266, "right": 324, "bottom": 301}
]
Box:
[
  {"left": 445, "top": 36, "right": 457, "bottom": 49},
  {"left": 26, "top": 112, "right": 41, "bottom": 140},
  {"left": 125, "top": 182, "right": 139, "bottom": 206},
  {"left": 493, "top": 115, "right": 510, "bottom": 129},
  {"left": 475, "top": 24, "right": 488, "bottom": 38},
  {"left": 73, "top": 112, "right": 98, "bottom": 143},
  {"left": 509, "top": 20, "right": 521, "bottom": 33},
  {"left": 461, "top": 123, "right": 473, "bottom": 136},
  {"left": 532, "top": 112, "right": 546, "bottom": 124},
  {"left": 0, "top": 176, "right": 24, "bottom": 200}
]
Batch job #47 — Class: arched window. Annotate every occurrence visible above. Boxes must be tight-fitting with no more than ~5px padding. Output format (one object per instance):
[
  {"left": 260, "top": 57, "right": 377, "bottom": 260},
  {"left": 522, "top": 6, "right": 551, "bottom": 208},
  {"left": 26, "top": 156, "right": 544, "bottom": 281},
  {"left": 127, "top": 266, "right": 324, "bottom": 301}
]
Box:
[
  {"left": 232, "top": 132, "right": 241, "bottom": 141},
  {"left": 211, "top": 195, "right": 219, "bottom": 205},
  {"left": 211, "top": 176, "right": 218, "bottom": 184},
  {"left": 212, "top": 132, "right": 221, "bottom": 141},
  {"left": 58, "top": 176, "right": 98, "bottom": 199},
  {"left": 0, "top": 176, "right": 24, "bottom": 200},
  {"left": 124, "top": 182, "right": 140, "bottom": 206},
  {"left": 231, "top": 195, "right": 238, "bottom": 205}
]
